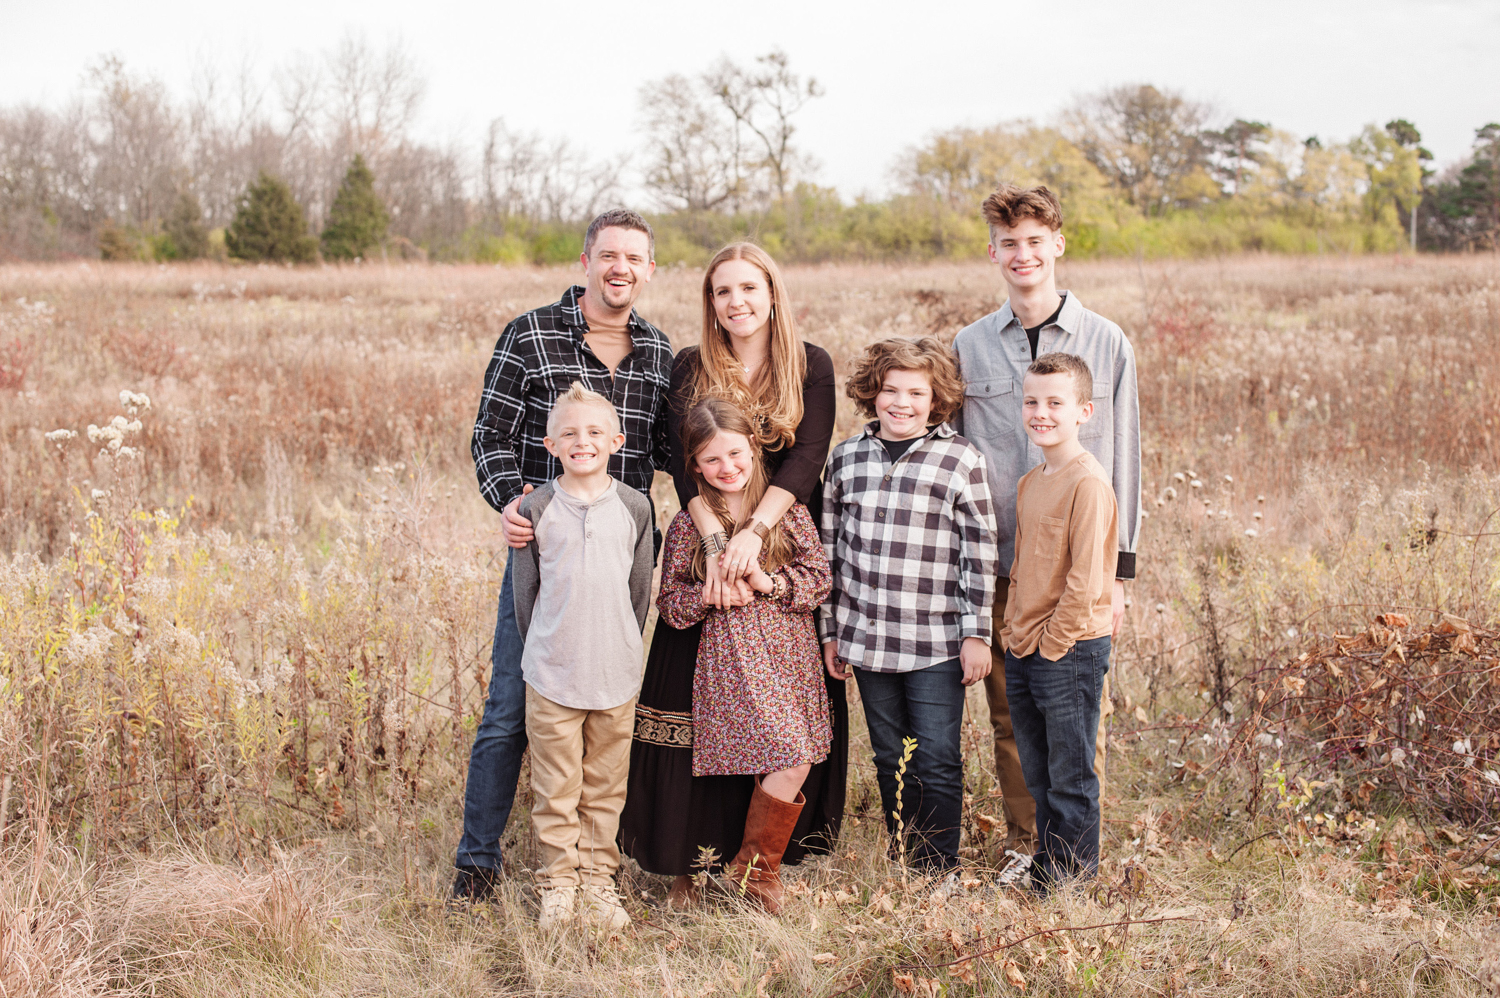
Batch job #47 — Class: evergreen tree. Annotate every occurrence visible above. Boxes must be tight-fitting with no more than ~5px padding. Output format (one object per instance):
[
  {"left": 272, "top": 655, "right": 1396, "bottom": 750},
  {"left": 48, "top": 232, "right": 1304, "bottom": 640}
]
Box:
[
  {"left": 1428, "top": 124, "right": 1500, "bottom": 251},
  {"left": 226, "top": 172, "right": 317, "bottom": 263},
  {"left": 164, "top": 190, "right": 209, "bottom": 260},
  {"left": 321, "top": 154, "right": 388, "bottom": 260}
]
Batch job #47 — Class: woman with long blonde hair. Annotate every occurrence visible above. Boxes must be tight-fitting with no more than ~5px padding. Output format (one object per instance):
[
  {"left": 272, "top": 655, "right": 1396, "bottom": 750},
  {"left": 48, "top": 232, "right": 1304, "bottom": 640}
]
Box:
[{"left": 619, "top": 242, "right": 846, "bottom": 909}]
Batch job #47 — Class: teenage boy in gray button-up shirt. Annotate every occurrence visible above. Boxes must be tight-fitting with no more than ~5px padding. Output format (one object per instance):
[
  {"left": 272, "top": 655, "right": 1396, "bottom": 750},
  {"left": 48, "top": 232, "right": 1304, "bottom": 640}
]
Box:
[{"left": 953, "top": 184, "right": 1141, "bottom": 888}]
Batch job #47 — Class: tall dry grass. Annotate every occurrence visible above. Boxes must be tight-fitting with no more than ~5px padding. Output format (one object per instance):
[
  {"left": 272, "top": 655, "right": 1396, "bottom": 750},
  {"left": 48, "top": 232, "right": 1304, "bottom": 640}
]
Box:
[{"left": 1, "top": 255, "right": 1499, "bottom": 997}]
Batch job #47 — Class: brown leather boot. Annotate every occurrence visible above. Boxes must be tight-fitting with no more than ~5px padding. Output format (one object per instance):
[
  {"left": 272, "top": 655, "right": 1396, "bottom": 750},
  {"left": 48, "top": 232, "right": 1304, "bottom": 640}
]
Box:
[
  {"left": 726, "top": 780, "right": 804, "bottom": 915},
  {"left": 667, "top": 875, "right": 699, "bottom": 909}
]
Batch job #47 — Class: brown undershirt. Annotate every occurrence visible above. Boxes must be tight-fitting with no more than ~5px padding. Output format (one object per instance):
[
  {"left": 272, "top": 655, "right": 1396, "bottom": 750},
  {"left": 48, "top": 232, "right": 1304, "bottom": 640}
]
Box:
[{"left": 583, "top": 313, "right": 633, "bottom": 376}]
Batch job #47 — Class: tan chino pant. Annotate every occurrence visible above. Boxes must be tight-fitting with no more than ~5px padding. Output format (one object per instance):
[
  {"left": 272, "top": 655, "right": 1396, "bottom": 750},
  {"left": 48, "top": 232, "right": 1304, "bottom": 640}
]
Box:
[
  {"left": 983, "top": 578, "right": 1112, "bottom": 855},
  {"left": 525, "top": 685, "right": 637, "bottom": 889}
]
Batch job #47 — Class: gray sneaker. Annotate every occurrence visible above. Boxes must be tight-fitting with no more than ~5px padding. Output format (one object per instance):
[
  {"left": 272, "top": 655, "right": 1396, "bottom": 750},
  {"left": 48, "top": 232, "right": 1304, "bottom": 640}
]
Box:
[{"left": 995, "top": 849, "right": 1033, "bottom": 889}]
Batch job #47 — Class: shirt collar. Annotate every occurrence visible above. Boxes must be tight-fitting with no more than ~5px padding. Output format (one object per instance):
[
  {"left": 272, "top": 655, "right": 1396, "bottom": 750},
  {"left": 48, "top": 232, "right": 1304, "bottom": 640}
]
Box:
[
  {"left": 996, "top": 290, "right": 1082, "bottom": 336},
  {"left": 562, "top": 284, "right": 645, "bottom": 334},
  {"left": 859, "top": 420, "right": 955, "bottom": 442}
]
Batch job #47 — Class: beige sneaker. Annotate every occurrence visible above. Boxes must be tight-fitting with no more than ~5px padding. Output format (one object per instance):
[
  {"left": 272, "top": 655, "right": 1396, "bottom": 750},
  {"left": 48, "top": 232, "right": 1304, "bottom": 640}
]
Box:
[
  {"left": 537, "top": 885, "right": 578, "bottom": 930},
  {"left": 579, "top": 882, "right": 631, "bottom": 933}
]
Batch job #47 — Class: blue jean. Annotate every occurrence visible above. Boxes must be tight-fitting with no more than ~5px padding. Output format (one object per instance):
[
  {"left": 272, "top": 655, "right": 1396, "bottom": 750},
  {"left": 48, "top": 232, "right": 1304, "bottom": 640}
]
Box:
[
  {"left": 455, "top": 557, "right": 528, "bottom": 871},
  {"left": 853, "top": 658, "right": 966, "bottom": 872},
  {"left": 1004, "top": 635, "right": 1111, "bottom": 887}
]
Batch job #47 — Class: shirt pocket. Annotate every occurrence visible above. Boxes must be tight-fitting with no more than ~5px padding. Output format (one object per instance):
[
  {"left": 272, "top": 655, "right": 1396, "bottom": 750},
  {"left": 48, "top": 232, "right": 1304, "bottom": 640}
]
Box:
[
  {"left": 1034, "top": 514, "right": 1067, "bottom": 559},
  {"left": 962, "top": 377, "right": 1020, "bottom": 436},
  {"left": 1080, "top": 379, "right": 1112, "bottom": 440}
]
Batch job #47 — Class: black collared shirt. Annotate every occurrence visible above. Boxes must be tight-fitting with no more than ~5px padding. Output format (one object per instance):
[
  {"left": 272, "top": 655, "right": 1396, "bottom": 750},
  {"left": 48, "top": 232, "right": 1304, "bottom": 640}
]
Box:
[{"left": 471, "top": 285, "right": 673, "bottom": 512}]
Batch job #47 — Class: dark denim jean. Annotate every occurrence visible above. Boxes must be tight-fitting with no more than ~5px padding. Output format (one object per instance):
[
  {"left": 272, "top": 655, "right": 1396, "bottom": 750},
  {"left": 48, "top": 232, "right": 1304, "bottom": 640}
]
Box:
[
  {"left": 854, "top": 658, "right": 966, "bottom": 872},
  {"left": 455, "top": 557, "right": 528, "bottom": 871},
  {"left": 1004, "top": 635, "right": 1111, "bottom": 887}
]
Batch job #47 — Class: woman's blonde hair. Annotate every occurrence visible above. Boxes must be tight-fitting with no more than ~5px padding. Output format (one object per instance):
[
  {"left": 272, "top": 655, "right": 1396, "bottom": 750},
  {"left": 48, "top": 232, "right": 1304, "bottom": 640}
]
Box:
[
  {"left": 680, "top": 399, "right": 794, "bottom": 580},
  {"left": 693, "top": 243, "right": 806, "bottom": 453}
]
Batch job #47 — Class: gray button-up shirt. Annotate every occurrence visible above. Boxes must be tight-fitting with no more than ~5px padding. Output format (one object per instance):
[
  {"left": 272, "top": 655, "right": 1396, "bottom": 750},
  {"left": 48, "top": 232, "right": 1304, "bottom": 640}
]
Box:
[{"left": 953, "top": 291, "right": 1141, "bottom": 581}]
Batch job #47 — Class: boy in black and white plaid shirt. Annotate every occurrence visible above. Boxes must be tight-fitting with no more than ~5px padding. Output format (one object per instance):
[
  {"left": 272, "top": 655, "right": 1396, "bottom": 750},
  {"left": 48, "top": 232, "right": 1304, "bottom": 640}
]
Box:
[{"left": 820, "top": 337, "right": 998, "bottom": 876}]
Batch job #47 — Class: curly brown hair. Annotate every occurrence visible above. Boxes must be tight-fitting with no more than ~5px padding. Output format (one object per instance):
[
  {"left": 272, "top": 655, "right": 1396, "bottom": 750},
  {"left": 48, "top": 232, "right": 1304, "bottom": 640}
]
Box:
[
  {"left": 981, "top": 184, "right": 1063, "bottom": 233},
  {"left": 844, "top": 336, "right": 965, "bottom": 425}
]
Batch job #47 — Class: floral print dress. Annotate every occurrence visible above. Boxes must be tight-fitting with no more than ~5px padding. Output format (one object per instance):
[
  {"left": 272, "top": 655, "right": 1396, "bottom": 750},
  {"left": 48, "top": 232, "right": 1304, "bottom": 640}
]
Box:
[{"left": 657, "top": 504, "right": 834, "bottom": 777}]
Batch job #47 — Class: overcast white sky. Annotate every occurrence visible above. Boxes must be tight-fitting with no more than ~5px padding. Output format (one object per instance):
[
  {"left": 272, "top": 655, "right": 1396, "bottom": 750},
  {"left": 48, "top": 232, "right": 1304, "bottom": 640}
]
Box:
[{"left": 5, "top": 0, "right": 1499, "bottom": 198}]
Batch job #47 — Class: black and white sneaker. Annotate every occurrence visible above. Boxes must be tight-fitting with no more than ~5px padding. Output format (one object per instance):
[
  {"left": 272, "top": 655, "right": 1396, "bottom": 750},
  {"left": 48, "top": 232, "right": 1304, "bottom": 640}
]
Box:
[{"left": 995, "top": 849, "right": 1033, "bottom": 890}]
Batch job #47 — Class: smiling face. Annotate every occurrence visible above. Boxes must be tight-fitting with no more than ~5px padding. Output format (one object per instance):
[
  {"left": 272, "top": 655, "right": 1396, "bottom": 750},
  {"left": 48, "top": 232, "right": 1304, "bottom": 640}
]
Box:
[
  {"left": 709, "top": 258, "right": 774, "bottom": 347},
  {"left": 988, "top": 217, "right": 1066, "bottom": 295},
  {"left": 691, "top": 430, "right": 756, "bottom": 494},
  {"left": 581, "top": 226, "right": 655, "bottom": 314},
  {"left": 1022, "top": 370, "right": 1093, "bottom": 450},
  {"left": 874, "top": 368, "right": 935, "bottom": 441},
  {"left": 543, "top": 401, "right": 625, "bottom": 479}
]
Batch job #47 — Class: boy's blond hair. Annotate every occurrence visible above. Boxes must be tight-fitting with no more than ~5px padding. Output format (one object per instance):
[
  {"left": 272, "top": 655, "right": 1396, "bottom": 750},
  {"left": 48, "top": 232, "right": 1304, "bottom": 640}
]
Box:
[
  {"left": 546, "top": 381, "right": 621, "bottom": 437},
  {"left": 1025, "top": 353, "right": 1093, "bottom": 405}
]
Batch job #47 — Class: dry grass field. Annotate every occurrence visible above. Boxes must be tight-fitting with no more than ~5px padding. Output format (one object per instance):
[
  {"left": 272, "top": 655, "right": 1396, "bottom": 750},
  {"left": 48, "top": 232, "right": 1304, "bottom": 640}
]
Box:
[{"left": 1, "top": 255, "right": 1499, "bottom": 997}]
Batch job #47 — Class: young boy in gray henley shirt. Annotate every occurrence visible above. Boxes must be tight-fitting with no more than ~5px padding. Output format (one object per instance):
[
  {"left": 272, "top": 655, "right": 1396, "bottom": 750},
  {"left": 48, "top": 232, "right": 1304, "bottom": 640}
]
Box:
[{"left": 512, "top": 382, "right": 655, "bottom": 933}]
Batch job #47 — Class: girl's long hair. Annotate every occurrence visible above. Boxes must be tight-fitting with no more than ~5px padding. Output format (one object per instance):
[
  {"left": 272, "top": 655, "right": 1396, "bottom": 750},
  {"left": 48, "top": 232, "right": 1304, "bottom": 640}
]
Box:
[
  {"left": 680, "top": 399, "right": 795, "bottom": 581},
  {"left": 693, "top": 242, "right": 806, "bottom": 453}
]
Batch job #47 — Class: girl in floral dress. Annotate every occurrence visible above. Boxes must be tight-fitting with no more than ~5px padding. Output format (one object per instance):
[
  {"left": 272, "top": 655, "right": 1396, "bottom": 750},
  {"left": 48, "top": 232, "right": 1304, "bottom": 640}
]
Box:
[{"left": 654, "top": 398, "right": 832, "bottom": 914}]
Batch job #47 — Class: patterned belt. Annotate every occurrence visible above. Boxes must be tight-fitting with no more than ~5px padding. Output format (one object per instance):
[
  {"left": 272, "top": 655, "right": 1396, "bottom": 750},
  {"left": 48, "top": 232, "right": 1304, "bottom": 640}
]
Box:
[{"left": 632, "top": 704, "right": 692, "bottom": 747}]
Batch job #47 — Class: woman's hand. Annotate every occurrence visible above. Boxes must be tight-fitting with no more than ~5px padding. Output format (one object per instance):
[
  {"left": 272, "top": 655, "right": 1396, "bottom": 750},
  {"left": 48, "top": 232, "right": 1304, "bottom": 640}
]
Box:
[
  {"left": 719, "top": 527, "right": 763, "bottom": 581},
  {"left": 747, "top": 568, "right": 775, "bottom": 594},
  {"left": 703, "top": 555, "right": 758, "bottom": 609}
]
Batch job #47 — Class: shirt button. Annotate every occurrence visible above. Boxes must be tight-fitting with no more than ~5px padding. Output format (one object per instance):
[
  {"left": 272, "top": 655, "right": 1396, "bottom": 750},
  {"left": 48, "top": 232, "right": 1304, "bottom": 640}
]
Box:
[
  {"left": 877, "top": 510, "right": 885, "bottom": 518},
  {"left": 883, "top": 475, "right": 891, "bottom": 482}
]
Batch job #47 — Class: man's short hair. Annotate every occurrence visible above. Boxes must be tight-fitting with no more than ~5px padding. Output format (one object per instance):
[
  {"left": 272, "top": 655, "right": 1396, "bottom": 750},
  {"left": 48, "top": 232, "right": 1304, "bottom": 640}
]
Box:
[
  {"left": 546, "top": 381, "right": 621, "bottom": 437},
  {"left": 584, "top": 209, "right": 655, "bottom": 261},
  {"left": 845, "top": 336, "right": 966, "bottom": 425},
  {"left": 982, "top": 184, "right": 1063, "bottom": 235},
  {"left": 1025, "top": 352, "right": 1093, "bottom": 405}
]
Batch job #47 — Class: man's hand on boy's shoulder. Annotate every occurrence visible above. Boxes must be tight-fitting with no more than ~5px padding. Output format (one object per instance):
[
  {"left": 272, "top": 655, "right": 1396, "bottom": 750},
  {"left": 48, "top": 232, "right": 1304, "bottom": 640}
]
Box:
[
  {"left": 501, "top": 484, "right": 536, "bottom": 548},
  {"left": 959, "top": 636, "right": 991, "bottom": 686}
]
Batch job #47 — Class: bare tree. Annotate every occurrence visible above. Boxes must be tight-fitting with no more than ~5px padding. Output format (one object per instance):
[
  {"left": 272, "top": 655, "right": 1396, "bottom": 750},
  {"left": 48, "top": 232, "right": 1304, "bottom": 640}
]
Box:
[
  {"left": 639, "top": 75, "right": 742, "bottom": 212},
  {"left": 705, "top": 49, "right": 822, "bottom": 201},
  {"left": 482, "top": 120, "right": 622, "bottom": 225},
  {"left": 324, "top": 34, "right": 425, "bottom": 162},
  {"left": 86, "top": 56, "right": 182, "bottom": 227}
]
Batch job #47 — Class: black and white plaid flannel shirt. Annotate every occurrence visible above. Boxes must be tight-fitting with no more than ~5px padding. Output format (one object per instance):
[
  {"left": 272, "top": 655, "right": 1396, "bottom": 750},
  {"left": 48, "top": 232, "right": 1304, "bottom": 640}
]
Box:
[
  {"left": 472, "top": 285, "right": 672, "bottom": 512},
  {"left": 818, "top": 421, "right": 999, "bottom": 673}
]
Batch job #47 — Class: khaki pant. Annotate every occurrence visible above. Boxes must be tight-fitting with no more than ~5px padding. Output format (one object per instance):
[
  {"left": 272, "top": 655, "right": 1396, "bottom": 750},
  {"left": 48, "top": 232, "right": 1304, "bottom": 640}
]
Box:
[
  {"left": 525, "top": 686, "right": 636, "bottom": 889},
  {"left": 983, "top": 579, "right": 1112, "bottom": 855}
]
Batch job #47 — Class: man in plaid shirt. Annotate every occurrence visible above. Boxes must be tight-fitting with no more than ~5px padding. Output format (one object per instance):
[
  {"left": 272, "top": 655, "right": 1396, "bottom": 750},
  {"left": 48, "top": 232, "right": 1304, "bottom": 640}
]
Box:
[
  {"left": 453, "top": 210, "right": 673, "bottom": 900},
  {"left": 820, "top": 337, "right": 998, "bottom": 876}
]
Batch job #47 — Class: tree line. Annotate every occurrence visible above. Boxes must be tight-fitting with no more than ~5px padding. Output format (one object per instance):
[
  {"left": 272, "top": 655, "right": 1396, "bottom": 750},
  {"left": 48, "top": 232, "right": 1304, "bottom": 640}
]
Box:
[{"left": 1, "top": 37, "right": 1496, "bottom": 264}]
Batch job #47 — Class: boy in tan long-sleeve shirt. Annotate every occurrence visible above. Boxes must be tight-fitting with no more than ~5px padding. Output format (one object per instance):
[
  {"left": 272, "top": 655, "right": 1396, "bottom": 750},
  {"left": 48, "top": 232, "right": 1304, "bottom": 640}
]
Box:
[{"left": 1000, "top": 353, "right": 1118, "bottom": 890}]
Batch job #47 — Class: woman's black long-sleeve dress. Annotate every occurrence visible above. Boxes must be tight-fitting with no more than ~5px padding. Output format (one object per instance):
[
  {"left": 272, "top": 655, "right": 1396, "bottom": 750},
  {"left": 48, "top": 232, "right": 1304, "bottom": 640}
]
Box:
[{"left": 618, "top": 342, "right": 848, "bottom": 874}]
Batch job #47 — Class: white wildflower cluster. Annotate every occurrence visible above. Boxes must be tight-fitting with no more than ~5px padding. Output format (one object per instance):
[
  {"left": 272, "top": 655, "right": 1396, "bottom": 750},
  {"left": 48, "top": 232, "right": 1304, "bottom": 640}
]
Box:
[
  {"left": 119, "top": 390, "right": 151, "bottom": 415},
  {"left": 64, "top": 624, "right": 117, "bottom": 666},
  {"left": 45, "top": 428, "right": 77, "bottom": 445},
  {"left": 87, "top": 414, "right": 144, "bottom": 458}
]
